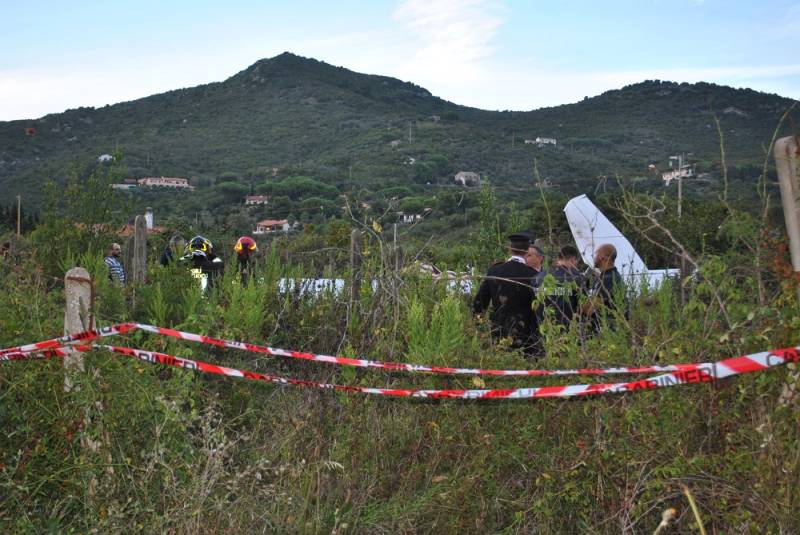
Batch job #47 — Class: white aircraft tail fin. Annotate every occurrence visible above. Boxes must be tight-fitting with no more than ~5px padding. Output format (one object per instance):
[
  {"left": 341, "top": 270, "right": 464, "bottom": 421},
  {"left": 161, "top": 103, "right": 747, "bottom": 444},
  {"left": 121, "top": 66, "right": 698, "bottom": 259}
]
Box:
[{"left": 564, "top": 195, "right": 679, "bottom": 289}]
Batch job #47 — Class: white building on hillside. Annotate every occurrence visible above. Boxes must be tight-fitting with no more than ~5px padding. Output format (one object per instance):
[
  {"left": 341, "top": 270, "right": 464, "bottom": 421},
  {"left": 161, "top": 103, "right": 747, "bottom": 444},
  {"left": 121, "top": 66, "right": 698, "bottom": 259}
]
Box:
[
  {"left": 662, "top": 165, "right": 694, "bottom": 186},
  {"left": 254, "top": 219, "right": 290, "bottom": 234},
  {"left": 138, "top": 177, "right": 193, "bottom": 189},
  {"left": 534, "top": 137, "right": 557, "bottom": 147},
  {"left": 454, "top": 171, "right": 481, "bottom": 187},
  {"left": 245, "top": 195, "right": 271, "bottom": 205}
]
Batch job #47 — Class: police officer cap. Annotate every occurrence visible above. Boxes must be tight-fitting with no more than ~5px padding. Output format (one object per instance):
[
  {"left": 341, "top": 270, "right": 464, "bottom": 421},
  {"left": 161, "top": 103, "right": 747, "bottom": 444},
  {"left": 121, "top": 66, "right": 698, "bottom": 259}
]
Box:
[{"left": 507, "top": 232, "right": 533, "bottom": 251}]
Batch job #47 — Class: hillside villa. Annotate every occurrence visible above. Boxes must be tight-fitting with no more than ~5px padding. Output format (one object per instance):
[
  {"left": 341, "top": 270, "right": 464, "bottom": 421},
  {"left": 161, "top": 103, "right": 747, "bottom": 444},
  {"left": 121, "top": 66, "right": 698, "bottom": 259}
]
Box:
[
  {"left": 397, "top": 208, "right": 432, "bottom": 224},
  {"left": 245, "top": 195, "right": 271, "bottom": 205},
  {"left": 662, "top": 165, "right": 695, "bottom": 185},
  {"left": 254, "top": 219, "right": 290, "bottom": 234},
  {"left": 525, "top": 137, "right": 557, "bottom": 147},
  {"left": 111, "top": 178, "right": 139, "bottom": 190},
  {"left": 138, "top": 177, "right": 194, "bottom": 189}
]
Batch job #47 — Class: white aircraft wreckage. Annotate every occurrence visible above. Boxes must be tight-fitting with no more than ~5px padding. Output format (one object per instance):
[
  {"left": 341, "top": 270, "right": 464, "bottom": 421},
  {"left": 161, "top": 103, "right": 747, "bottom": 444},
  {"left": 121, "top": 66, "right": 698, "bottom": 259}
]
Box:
[
  {"left": 564, "top": 194, "right": 680, "bottom": 289},
  {"left": 272, "top": 195, "right": 678, "bottom": 298}
]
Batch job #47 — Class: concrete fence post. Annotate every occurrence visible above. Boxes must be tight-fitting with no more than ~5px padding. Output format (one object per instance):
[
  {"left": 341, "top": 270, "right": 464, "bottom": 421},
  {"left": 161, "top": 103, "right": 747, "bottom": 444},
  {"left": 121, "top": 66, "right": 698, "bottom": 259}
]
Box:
[
  {"left": 132, "top": 214, "right": 147, "bottom": 284},
  {"left": 64, "top": 267, "right": 94, "bottom": 391},
  {"left": 774, "top": 135, "right": 800, "bottom": 404},
  {"left": 64, "top": 268, "right": 112, "bottom": 493},
  {"left": 774, "top": 135, "right": 800, "bottom": 304}
]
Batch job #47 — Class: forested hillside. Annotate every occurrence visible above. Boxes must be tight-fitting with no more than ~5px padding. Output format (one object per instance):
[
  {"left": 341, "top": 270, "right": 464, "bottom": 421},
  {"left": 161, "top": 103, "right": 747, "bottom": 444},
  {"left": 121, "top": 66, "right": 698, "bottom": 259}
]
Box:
[
  {"left": 2, "top": 51, "right": 800, "bottom": 533},
  {"left": 1, "top": 52, "right": 794, "bottom": 220}
]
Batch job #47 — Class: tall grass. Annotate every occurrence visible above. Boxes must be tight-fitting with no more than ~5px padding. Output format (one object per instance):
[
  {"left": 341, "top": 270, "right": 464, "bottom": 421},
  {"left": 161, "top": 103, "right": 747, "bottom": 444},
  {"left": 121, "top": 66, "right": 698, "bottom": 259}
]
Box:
[{"left": 1, "top": 208, "right": 799, "bottom": 533}]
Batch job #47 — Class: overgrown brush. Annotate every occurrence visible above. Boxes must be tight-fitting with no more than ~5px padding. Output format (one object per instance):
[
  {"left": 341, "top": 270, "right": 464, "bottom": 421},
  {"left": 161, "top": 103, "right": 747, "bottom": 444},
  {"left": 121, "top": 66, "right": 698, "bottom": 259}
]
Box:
[{"left": 2, "top": 179, "right": 800, "bottom": 533}]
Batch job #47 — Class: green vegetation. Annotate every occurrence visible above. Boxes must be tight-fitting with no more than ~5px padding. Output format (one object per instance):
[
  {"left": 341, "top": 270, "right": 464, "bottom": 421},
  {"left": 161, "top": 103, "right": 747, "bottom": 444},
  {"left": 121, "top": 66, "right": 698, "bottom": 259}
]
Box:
[
  {"left": 1, "top": 53, "right": 795, "bottom": 233},
  {"left": 1, "top": 156, "right": 800, "bottom": 531},
  {"left": 1, "top": 52, "right": 798, "bottom": 533}
]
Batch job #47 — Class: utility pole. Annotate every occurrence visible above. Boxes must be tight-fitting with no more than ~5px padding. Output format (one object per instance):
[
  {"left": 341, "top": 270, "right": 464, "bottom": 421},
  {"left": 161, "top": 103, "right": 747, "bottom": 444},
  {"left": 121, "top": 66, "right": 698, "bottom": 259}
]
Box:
[
  {"left": 16, "top": 195, "right": 21, "bottom": 237},
  {"left": 408, "top": 122, "right": 412, "bottom": 144},
  {"left": 670, "top": 153, "right": 687, "bottom": 304},
  {"left": 677, "top": 153, "right": 683, "bottom": 219},
  {"left": 669, "top": 154, "right": 685, "bottom": 219},
  {"left": 512, "top": 131, "right": 516, "bottom": 148}
]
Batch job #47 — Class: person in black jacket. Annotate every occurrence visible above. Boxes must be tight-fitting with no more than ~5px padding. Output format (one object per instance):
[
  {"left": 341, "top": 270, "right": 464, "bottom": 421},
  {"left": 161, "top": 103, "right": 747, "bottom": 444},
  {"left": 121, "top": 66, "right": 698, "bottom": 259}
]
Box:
[
  {"left": 534, "top": 245, "right": 584, "bottom": 328},
  {"left": 160, "top": 235, "right": 185, "bottom": 266},
  {"left": 525, "top": 242, "right": 545, "bottom": 275},
  {"left": 182, "top": 236, "right": 224, "bottom": 292},
  {"left": 582, "top": 243, "right": 626, "bottom": 332},
  {"left": 473, "top": 232, "right": 539, "bottom": 355}
]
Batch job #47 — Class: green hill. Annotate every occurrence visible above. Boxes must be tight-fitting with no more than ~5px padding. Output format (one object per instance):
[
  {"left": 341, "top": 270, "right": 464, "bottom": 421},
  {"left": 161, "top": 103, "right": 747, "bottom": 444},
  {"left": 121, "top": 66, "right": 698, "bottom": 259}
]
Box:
[{"left": 0, "top": 52, "right": 795, "bottom": 215}]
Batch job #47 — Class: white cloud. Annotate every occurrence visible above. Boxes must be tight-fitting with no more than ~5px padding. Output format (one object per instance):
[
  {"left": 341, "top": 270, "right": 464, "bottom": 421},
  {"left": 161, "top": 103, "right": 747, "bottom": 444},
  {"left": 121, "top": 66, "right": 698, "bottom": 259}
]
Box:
[
  {"left": 407, "top": 62, "right": 800, "bottom": 112},
  {"left": 393, "top": 0, "right": 505, "bottom": 81},
  {"left": 0, "top": 56, "right": 245, "bottom": 121},
  {"left": 0, "top": 68, "right": 156, "bottom": 121},
  {"left": 2, "top": 0, "right": 798, "bottom": 121}
]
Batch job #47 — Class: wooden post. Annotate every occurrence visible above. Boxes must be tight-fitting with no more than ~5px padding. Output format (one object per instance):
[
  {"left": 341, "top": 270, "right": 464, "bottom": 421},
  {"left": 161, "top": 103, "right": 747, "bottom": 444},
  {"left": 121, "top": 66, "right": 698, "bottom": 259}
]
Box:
[
  {"left": 347, "top": 229, "right": 363, "bottom": 332},
  {"left": 774, "top": 135, "right": 800, "bottom": 305},
  {"left": 132, "top": 214, "right": 147, "bottom": 284},
  {"left": 123, "top": 235, "right": 135, "bottom": 279},
  {"left": 64, "top": 267, "right": 94, "bottom": 391},
  {"left": 350, "top": 229, "right": 362, "bottom": 304},
  {"left": 16, "top": 194, "right": 21, "bottom": 237}
]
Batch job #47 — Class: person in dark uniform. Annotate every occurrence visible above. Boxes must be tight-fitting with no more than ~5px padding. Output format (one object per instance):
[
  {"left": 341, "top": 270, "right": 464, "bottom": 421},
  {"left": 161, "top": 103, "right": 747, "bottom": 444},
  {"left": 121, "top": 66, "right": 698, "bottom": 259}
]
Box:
[
  {"left": 160, "top": 235, "right": 186, "bottom": 266},
  {"left": 525, "top": 242, "right": 545, "bottom": 275},
  {"left": 182, "top": 235, "right": 224, "bottom": 292},
  {"left": 534, "top": 245, "right": 584, "bottom": 328},
  {"left": 582, "top": 243, "right": 626, "bottom": 332},
  {"left": 473, "top": 232, "right": 539, "bottom": 354}
]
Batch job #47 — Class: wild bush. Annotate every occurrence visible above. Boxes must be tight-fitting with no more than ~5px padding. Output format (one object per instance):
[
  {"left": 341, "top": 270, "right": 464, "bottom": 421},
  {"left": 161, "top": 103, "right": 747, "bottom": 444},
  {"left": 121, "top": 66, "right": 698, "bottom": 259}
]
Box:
[{"left": 2, "top": 178, "right": 800, "bottom": 533}]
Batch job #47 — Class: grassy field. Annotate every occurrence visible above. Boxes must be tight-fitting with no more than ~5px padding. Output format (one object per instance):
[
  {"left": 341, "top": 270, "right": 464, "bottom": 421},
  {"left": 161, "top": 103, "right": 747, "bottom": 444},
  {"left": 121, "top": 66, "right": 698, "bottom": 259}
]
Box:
[{"left": 1, "top": 187, "right": 799, "bottom": 533}]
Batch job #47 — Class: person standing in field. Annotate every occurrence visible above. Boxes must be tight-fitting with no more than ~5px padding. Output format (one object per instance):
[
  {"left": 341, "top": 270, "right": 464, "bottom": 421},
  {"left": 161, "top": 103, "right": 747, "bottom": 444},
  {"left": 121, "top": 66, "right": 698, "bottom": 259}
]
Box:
[
  {"left": 525, "top": 241, "right": 545, "bottom": 275},
  {"left": 472, "top": 232, "right": 539, "bottom": 355},
  {"left": 534, "top": 244, "right": 584, "bottom": 328},
  {"left": 160, "top": 235, "right": 186, "bottom": 266},
  {"left": 104, "top": 243, "right": 126, "bottom": 286},
  {"left": 582, "top": 243, "right": 626, "bottom": 332},
  {"left": 182, "top": 236, "right": 224, "bottom": 292},
  {"left": 234, "top": 235, "right": 258, "bottom": 285}
]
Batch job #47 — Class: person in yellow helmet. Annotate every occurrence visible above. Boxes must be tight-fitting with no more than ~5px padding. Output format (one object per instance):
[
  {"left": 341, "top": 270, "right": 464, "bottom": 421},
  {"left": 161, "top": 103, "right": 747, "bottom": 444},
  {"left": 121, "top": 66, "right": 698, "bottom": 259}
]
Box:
[
  {"left": 182, "top": 235, "right": 224, "bottom": 292},
  {"left": 234, "top": 236, "right": 258, "bottom": 285}
]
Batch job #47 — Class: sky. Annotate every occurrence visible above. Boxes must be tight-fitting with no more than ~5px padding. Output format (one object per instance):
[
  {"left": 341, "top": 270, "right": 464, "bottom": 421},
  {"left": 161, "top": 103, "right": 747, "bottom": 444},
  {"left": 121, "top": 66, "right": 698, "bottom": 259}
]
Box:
[{"left": 1, "top": 0, "right": 798, "bottom": 121}]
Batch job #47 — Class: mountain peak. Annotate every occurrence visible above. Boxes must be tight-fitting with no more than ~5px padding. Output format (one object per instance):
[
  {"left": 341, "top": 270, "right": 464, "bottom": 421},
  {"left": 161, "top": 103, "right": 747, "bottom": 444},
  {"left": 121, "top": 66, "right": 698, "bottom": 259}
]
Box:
[
  {"left": 235, "top": 52, "right": 322, "bottom": 77},
  {"left": 228, "top": 52, "right": 436, "bottom": 102}
]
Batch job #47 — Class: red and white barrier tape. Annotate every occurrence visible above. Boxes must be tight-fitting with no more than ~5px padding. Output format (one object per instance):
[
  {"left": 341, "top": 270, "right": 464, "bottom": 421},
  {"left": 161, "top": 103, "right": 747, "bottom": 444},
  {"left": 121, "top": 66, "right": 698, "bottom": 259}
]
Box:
[
  {"left": 133, "top": 323, "right": 704, "bottom": 377},
  {"left": 0, "top": 349, "right": 68, "bottom": 362},
  {"left": 2, "top": 323, "right": 800, "bottom": 381},
  {"left": 2, "top": 339, "right": 798, "bottom": 399},
  {"left": 0, "top": 323, "right": 136, "bottom": 357},
  {"left": 59, "top": 343, "right": 800, "bottom": 399}
]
